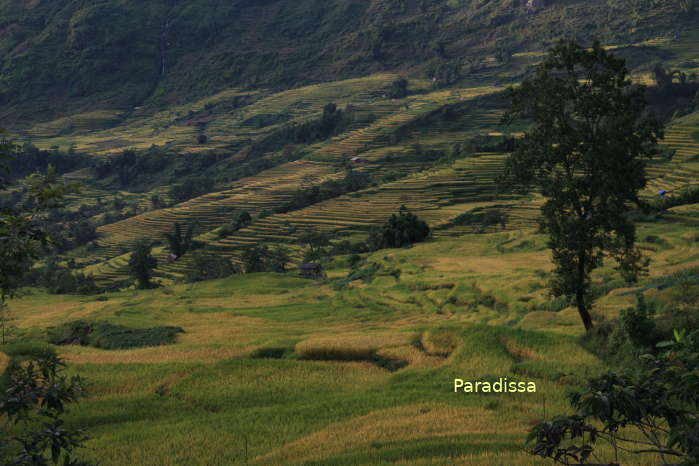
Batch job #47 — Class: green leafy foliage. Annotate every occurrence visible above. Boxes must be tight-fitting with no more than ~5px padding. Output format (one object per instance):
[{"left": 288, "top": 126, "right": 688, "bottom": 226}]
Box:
[
  {"left": 650, "top": 185, "right": 699, "bottom": 211},
  {"left": 250, "top": 346, "right": 295, "bottom": 359},
  {"left": 128, "top": 238, "right": 158, "bottom": 289},
  {"left": 500, "top": 40, "right": 661, "bottom": 330},
  {"left": 0, "top": 350, "right": 92, "bottom": 465},
  {"left": 620, "top": 294, "right": 661, "bottom": 350},
  {"left": 444, "top": 207, "right": 508, "bottom": 233},
  {"left": 368, "top": 206, "right": 430, "bottom": 250},
  {"left": 239, "top": 244, "right": 291, "bottom": 274},
  {"left": 250, "top": 103, "right": 355, "bottom": 157},
  {"left": 333, "top": 262, "right": 380, "bottom": 290},
  {"left": 185, "top": 250, "right": 238, "bottom": 282},
  {"left": 275, "top": 169, "right": 369, "bottom": 214},
  {"left": 163, "top": 222, "right": 197, "bottom": 259},
  {"left": 217, "top": 211, "right": 252, "bottom": 238},
  {"left": 298, "top": 231, "right": 331, "bottom": 262},
  {"left": 1, "top": 132, "right": 81, "bottom": 304},
  {"left": 34, "top": 265, "right": 100, "bottom": 296},
  {"left": 0, "top": 300, "right": 16, "bottom": 345},
  {"left": 0, "top": 143, "right": 91, "bottom": 184},
  {"left": 528, "top": 329, "right": 699, "bottom": 465},
  {"left": 386, "top": 78, "right": 409, "bottom": 99},
  {"left": 168, "top": 176, "right": 214, "bottom": 204},
  {"left": 47, "top": 320, "right": 184, "bottom": 350}
]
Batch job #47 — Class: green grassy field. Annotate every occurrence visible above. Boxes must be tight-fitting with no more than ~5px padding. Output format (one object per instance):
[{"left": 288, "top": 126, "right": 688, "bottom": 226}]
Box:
[{"left": 4, "top": 205, "right": 699, "bottom": 464}]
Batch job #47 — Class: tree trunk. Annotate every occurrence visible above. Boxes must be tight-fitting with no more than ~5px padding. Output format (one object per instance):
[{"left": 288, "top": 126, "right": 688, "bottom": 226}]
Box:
[
  {"left": 577, "top": 252, "right": 594, "bottom": 331},
  {"left": 576, "top": 288, "right": 594, "bottom": 331}
]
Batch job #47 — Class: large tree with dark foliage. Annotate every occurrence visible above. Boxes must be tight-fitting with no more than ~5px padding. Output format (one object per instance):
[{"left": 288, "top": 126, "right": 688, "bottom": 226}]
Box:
[
  {"left": 241, "top": 245, "right": 268, "bottom": 273},
  {"left": 128, "top": 238, "right": 158, "bottom": 289},
  {"left": 0, "top": 131, "right": 80, "bottom": 307},
  {"left": 369, "top": 206, "right": 430, "bottom": 250},
  {"left": 186, "top": 250, "right": 237, "bottom": 282},
  {"left": 299, "top": 231, "right": 331, "bottom": 262},
  {"left": 499, "top": 40, "right": 662, "bottom": 331},
  {"left": 163, "top": 222, "right": 196, "bottom": 259}
]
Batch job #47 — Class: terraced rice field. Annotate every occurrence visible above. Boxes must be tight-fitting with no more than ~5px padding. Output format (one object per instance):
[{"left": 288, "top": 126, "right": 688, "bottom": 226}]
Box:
[
  {"left": 91, "top": 161, "right": 338, "bottom": 255},
  {"left": 78, "top": 86, "right": 506, "bottom": 278},
  {"left": 17, "top": 74, "right": 401, "bottom": 156},
  {"left": 23, "top": 110, "right": 125, "bottom": 139},
  {"left": 644, "top": 115, "right": 699, "bottom": 196},
  {"left": 82, "top": 97, "right": 699, "bottom": 285},
  {"left": 306, "top": 86, "right": 503, "bottom": 162},
  {"left": 31, "top": 30, "right": 699, "bottom": 286},
  {"left": 85, "top": 154, "right": 545, "bottom": 283}
]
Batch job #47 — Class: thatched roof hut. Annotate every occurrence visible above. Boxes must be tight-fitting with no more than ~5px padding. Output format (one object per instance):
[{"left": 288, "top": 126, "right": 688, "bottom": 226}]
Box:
[{"left": 299, "top": 262, "right": 324, "bottom": 279}]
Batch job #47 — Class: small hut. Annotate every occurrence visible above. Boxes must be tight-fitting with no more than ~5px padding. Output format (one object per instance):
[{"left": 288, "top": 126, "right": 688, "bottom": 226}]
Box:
[{"left": 299, "top": 262, "right": 324, "bottom": 279}]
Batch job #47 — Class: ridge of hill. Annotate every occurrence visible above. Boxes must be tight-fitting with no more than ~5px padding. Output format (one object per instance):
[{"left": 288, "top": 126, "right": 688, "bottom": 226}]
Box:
[{"left": 0, "top": 0, "right": 695, "bottom": 125}]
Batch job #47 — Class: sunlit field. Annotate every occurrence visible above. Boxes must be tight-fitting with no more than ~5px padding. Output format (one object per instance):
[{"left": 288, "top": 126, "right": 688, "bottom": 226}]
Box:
[{"left": 4, "top": 208, "right": 699, "bottom": 464}]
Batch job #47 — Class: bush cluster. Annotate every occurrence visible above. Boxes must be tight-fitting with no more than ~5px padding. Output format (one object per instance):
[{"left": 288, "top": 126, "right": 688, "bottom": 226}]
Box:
[
  {"left": 367, "top": 206, "right": 430, "bottom": 250},
  {"left": 274, "top": 169, "right": 369, "bottom": 214},
  {"left": 47, "top": 321, "right": 184, "bottom": 350}
]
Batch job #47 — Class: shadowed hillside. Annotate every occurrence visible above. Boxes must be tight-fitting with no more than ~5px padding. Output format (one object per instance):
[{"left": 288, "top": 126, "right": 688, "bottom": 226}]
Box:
[{"left": 0, "top": 0, "right": 695, "bottom": 125}]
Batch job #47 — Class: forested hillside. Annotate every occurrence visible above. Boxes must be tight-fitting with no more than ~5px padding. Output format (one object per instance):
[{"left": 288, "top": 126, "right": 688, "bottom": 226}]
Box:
[{"left": 0, "top": 0, "right": 694, "bottom": 125}]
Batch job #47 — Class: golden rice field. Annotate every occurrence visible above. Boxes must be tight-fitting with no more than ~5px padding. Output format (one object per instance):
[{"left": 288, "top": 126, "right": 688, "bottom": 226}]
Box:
[{"left": 3, "top": 205, "right": 699, "bottom": 464}]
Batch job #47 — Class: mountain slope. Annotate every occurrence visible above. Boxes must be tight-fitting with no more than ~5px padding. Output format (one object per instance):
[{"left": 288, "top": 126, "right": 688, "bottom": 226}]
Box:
[{"left": 1, "top": 0, "right": 693, "bottom": 125}]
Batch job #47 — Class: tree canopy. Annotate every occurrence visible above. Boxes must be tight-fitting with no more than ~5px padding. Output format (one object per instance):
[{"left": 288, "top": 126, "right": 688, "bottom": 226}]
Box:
[
  {"left": 128, "top": 238, "right": 158, "bottom": 289},
  {"left": 499, "top": 40, "right": 663, "bottom": 331},
  {"left": 369, "top": 206, "right": 431, "bottom": 250},
  {"left": 0, "top": 131, "right": 80, "bottom": 304},
  {"left": 529, "top": 328, "right": 699, "bottom": 465}
]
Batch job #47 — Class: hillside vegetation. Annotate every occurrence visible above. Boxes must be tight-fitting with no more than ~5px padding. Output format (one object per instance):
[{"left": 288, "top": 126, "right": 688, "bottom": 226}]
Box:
[
  {"left": 1, "top": 1, "right": 699, "bottom": 465},
  {"left": 0, "top": 0, "right": 695, "bottom": 125}
]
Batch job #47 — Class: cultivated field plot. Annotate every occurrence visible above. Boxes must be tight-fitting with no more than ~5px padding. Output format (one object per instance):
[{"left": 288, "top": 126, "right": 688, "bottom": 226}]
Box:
[{"left": 5, "top": 213, "right": 699, "bottom": 465}]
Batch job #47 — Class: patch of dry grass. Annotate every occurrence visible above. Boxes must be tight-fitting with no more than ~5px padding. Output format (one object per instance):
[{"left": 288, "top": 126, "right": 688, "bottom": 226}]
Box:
[
  {"left": 295, "top": 333, "right": 414, "bottom": 361},
  {"left": 59, "top": 344, "right": 251, "bottom": 364},
  {"left": 252, "top": 404, "right": 527, "bottom": 465},
  {"left": 498, "top": 338, "right": 541, "bottom": 361},
  {"left": 421, "top": 328, "right": 461, "bottom": 357},
  {"left": 0, "top": 352, "right": 10, "bottom": 374},
  {"left": 375, "top": 345, "right": 444, "bottom": 370}
]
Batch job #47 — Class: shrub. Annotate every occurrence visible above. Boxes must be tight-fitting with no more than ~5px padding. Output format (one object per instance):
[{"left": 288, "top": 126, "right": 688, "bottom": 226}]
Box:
[
  {"left": 274, "top": 170, "right": 369, "bottom": 214},
  {"left": 169, "top": 176, "right": 213, "bottom": 203},
  {"left": 295, "top": 338, "right": 375, "bottom": 361},
  {"left": 447, "top": 207, "right": 508, "bottom": 233},
  {"left": 367, "top": 206, "right": 430, "bottom": 250},
  {"left": 529, "top": 329, "right": 699, "bottom": 465},
  {"left": 26, "top": 259, "right": 101, "bottom": 295},
  {"left": 128, "top": 238, "right": 158, "bottom": 289},
  {"left": 0, "top": 351, "right": 92, "bottom": 465},
  {"left": 421, "top": 328, "right": 460, "bottom": 356},
  {"left": 250, "top": 346, "right": 294, "bottom": 359},
  {"left": 333, "top": 262, "right": 380, "bottom": 289},
  {"left": 163, "top": 222, "right": 197, "bottom": 259},
  {"left": 185, "top": 251, "right": 237, "bottom": 282},
  {"left": 538, "top": 295, "right": 571, "bottom": 312},
  {"left": 47, "top": 321, "right": 184, "bottom": 350},
  {"left": 620, "top": 294, "right": 661, "bottom": 350}
]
